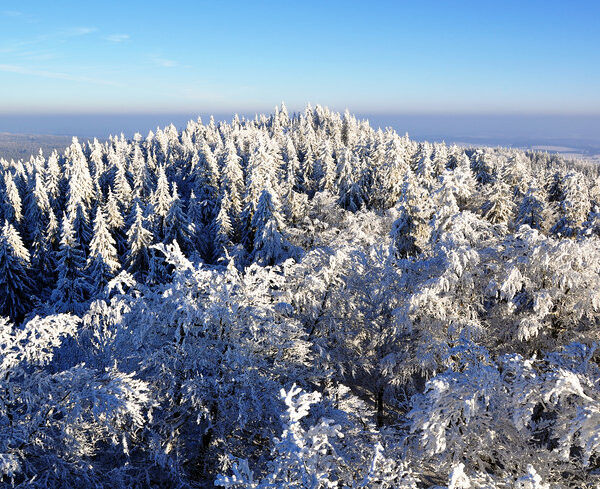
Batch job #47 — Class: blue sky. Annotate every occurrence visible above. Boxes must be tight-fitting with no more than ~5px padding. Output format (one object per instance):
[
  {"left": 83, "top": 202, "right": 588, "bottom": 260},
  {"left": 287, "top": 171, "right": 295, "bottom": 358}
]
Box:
[{"left": 0, "top": 1, "right": 599, "bottom": 114}]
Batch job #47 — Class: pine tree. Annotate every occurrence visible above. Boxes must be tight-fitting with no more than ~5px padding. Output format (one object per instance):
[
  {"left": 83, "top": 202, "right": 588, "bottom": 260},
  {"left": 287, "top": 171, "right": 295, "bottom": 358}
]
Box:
[
  {"left": 128, "top": 143, "right": 151, "bottom": 197},
  {"left": 472, "top": 149, "right": 496, "bottom": 185},
  {"left": 4, "top": 218, "right": 30, "bottom": 263},
  {"left": 316, "top": 139, "right": 336, "bottom": 193}
]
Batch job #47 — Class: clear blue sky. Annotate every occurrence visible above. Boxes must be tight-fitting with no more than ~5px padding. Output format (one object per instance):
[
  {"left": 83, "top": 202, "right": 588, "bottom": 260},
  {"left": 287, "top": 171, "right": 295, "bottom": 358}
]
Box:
[{"left": 1, "top": 0, "right": 599, "bottom": 114}]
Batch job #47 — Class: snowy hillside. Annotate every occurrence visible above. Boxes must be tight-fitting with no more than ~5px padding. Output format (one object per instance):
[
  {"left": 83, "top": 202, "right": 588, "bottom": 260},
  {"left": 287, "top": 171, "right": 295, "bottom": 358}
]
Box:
[{"left": 0, "top": 105, "right": 599, "bottom": 488}]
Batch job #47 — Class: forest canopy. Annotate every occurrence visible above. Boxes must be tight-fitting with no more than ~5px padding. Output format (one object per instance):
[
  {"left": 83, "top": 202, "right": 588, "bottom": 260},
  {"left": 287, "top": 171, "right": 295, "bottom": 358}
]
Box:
[{"left": 0, "top": 105, "right": 599, "bottom": 488}]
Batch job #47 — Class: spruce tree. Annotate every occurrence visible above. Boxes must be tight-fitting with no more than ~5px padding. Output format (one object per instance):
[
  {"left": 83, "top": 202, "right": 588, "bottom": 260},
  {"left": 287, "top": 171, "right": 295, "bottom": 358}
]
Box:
[
  {"left": 88, "top": 206, "right": 120, "bottom": 292},
  {"left": 151, "top": 165, "right": 172, "bottom": 241},
  {"left": 50, "top": 214, "right": 90, "bottom": 314},
  {"left": 3, "top": 172, "right": 23, "bottom": 225},
  {"left": 251, "top": 187, "right": 294, "bottom": 266},
  {"left": 482, "top": 181, "right": 515, "bottom": 224},
  {"left": 219, "top": 140, "right": 244, "bottom": 224},
  {"left": 45, "top": 150, "right": 62, "bottom": 204},
  {"left": 0, "top": 221, "right": 32, "bottom": 321},
  {"left": 164, "top": 182, "right": 194, "bottom": 252},
  {"left": 126, "top": 203, "right": 154, "bottom": 279},
  {"left": 212, "top": 192, "right": 234, "bottom": 261},
  {"left": 516, "top": 187, "right": 549, "bottom": 231},
  {"left": 113, "top": 161, "right": 133, "bottom": 214}
]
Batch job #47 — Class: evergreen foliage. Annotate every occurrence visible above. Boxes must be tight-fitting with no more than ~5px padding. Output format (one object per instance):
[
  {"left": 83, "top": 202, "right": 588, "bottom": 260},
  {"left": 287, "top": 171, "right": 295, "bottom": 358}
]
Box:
[{"left": 0, "top": 106, "right": 598, "bottom": 488}]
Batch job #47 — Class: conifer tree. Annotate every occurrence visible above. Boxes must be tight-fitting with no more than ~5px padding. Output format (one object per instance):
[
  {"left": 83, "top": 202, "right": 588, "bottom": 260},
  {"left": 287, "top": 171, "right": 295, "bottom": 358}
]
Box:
[
  {"left": 65, "top": 137, "right": 95, "bottom": 210},
  {"left": 45, "top": 150, "right": 62, "bottom": 204},
  {"left": 50, "top": 214, "right": 90, "bottom": 314},
  {"left": 126, "top": 203, "right": 154, "bottom": 279},
  {"left": 130, "top": 143, "right": 153, "bottom": 199},
  {"left": 68, "top": 201, "right": 92, "bottom": 252},
  {"left": 164, "top": 183, "right": 194, "bottom": 252},
  {"left": 212, "top": 192, "right": 234, "bottom": 261},
  {"left": 24, "top": 175, "right": 55, "bottom": 293},
  {"left": 219, "top": 140, "right": 244, "bottom": 223},
  {"left": 472, "top": 149, "right": 496, "bottom": 185},
  {"left": 336, "top": 149, "right": 364, "bottom": 212},
  {"left": 88, "top": 206, "right": 120, "bottom": 292},
  {"left": 151, "top": 165, "right": 172, "bottom": 240},
  {"left": 391, "top": 174, "right": 433, "bottom": 257},
  {"left": 251, "top": 187, "right": 295, "bottom": 266},
  {"left": 316, "top": 139, "right": 336, "bottom": 194},
  {"left": 4, "top": 218, "right": 30, "bottom": 263},
  {"left": 113, "top": 161, "right": 133, "bottom": 213},
  {"left": 552, "top": 171, "right": 591, "bottom": 236},
  {"left": 195, "top": 141, "right": 220, "bottom": 197},
  {"left": 516, "top": 187, "right": 550, "bottom": 231},
  {"left": 482, "top": 181, "right": 515, "bottom": 224},
  {"left": 3, "top": 172, "right": 23, "bottom": 225},
  {"left": 0, "top": 221, "right": 32, "bottom": 320}
]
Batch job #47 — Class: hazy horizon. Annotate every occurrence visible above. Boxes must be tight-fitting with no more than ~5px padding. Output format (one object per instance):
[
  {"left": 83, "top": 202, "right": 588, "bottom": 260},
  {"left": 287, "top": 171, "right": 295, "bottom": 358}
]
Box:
[{"left": 1, "top": 112, "right": 599, "bottom": 156}]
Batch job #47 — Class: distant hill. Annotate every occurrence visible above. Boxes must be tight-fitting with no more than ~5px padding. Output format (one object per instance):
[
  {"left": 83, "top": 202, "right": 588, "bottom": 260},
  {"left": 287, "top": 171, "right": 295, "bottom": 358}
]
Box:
[{"left": 0, "top": 132, "right": 74, "bottom": 160}]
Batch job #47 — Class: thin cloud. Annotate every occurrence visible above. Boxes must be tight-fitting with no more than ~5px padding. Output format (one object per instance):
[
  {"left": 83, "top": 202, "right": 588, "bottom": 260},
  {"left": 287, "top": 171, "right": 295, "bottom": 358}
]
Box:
[
  {"left": 105, "top": 34, "right": 130, "bottom": 43},
  {"left": 152, "top": 57, "right": 178, "bottom": 68},
  {"left": 0, "top": 64, "right": 121, "bottom": 87},
  {"left": 63, "top": 27, "right": 97, "bottom": 36},
  {"left": 2, "top": 10, "right": 23, "bottom": 17},
  {"left": 1, "top": 27, "right": 96, "bottom": 55}
]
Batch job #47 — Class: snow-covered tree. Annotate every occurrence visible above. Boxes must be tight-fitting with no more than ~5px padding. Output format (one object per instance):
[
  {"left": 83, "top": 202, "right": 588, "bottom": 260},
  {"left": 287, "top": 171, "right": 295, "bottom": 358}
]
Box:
[
  {"left": 88, "top": 206, "right": 120, "bottom": 292},
  {"left": 125, "top": 203, "right": 154, "bottom": 279},
  {"left": 0, "top": 221, "right": 32, "bottom": 320},
  {"left": 50, "top": 214, "right": 90, "bottom": 314}
]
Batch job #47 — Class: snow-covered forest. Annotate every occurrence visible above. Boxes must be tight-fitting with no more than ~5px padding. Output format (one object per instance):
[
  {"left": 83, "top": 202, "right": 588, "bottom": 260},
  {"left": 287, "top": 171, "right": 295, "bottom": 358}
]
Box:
[{"left": 1, "top": 104, "right": 599, "bottom": 488}]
